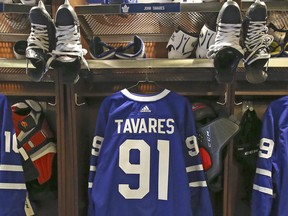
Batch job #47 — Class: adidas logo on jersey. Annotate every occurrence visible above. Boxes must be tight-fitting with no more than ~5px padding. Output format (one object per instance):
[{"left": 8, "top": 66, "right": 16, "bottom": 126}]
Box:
[{"left": 140, "top": 105, "right": 151, "bottom": 112}]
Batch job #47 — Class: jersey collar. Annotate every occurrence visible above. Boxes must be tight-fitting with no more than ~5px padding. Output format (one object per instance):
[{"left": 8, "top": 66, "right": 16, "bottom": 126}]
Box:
[{"left": 121, "top": 89, "right": 170, "bottom": 102}]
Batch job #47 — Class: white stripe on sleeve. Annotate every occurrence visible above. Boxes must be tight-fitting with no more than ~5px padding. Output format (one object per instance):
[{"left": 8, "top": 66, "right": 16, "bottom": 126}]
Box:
[
  {"left": 186, "top": 164, "right": 204, "bottom": 173},
  {"left": 189, "top": 181, "right": 207, "bottom": 187},
  {"left": 0, "top": 183, "right": 26, "bottom": 190},
  {"left": 253, "top": 184, "right": 273, "bottom": 195},
  {"left": 256, "top": 168, "right": 272, "bottom": 177},
  {"left": 0, "top": 164, "right": 23, "bottom": 172},
  {"left": 90, "top": 166, "right": 96, "bottom": 172}
]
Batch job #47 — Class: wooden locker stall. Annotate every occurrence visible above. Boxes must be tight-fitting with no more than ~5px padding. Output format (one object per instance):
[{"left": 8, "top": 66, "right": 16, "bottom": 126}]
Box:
[
  {"left": 71, "top": 2, "right": 288, "bottom": 216},
  {"left": 226, "top": 60, "right": 288, "bottom": 216},
  {"left": 0, "top": 60, "right": 59, "bottom": 215},
  {"left": 71, "top": 63, "right": 229, "bottom": 216}
]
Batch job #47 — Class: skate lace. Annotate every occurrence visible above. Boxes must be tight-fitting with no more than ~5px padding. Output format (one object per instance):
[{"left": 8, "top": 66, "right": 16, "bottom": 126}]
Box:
[
  {"left": 245, "top": 21, "right": 274, "bottom": 54},
  {"left": 27, "top": 23, "right": 49, "bottom": 52},
  {"left": 47, "top": 24, "right": 89, "bottom": 70},
  {"left": 54, "top": 25, "right": 85, "bottom": 56},
  {"left": 207, "top": 23, "right": 243, "bottom": 58}
]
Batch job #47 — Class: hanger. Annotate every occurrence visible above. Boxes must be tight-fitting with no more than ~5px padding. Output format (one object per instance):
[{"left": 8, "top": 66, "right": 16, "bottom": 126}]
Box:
[{"left": 127, "top": 72, "right": 164, "bottom": 94}]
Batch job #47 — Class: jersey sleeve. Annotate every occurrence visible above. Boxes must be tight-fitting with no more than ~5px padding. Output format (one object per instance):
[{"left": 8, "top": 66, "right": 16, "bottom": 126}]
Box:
[
  {"left": 0, "top": 94, "right": 27, "bottom": 215},
  {"left": 251, "top": 104, "right": 275, "bottom": 216},
  {"left": 87, "top": 99, "right": 108, "bottom": 216},
  {"left": 183, "top": 100, "right": 213, "bottom": 216}
]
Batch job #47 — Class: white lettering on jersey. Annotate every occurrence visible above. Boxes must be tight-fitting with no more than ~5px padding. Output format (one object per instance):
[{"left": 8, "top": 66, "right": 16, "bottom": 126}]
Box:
[
  {"left": 115, "top": 119, "right": 123, "bottom": 134},
  {"left": 4, "top": 131, "right": 18, "bottom": 153},
  {"left": 123, "top": 119, "right": 132, "bottom": 133},
  {"left": 92, "top": 136, "right": 104, "bottom": 156},
  {"left": 139, "top": 119, "right": 148, "bottom": 133},
  {"left": 115, "top": 118, "right": 175, "bottom": 134},
  {"left": 118, "top": 139, "right": 170, "bottom": 200},
  {"left": 259, "top": 138, "right": 274, "bottom": 159},
  {"left": 148, "top": 118, "right": 157, "bottom": 133},
  {"left": 131, "top": 118, "right": 141, "bottom": 132},
  {"left": 186, "top": 135, "right": 199, "bottom": 157},
  {"left": 166, "top": 119, "right": 175, "bottom": 134},
  {"left": 158, "top": 119, "right": 165, "bottom": 134},
  {"left": 119, "top": 139, "right": 150, "bottom": 199}
]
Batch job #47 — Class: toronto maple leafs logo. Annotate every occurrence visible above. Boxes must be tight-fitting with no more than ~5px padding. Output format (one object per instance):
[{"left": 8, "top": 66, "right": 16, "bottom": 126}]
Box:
[{"left": 122, "top": 4, "right": 129, "bottom": 13}]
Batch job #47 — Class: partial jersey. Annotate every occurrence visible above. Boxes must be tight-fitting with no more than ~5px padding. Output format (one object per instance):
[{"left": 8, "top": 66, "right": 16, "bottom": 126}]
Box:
[
  {"left": 251, "top": 96, "right": 288, "bottom": 216},
  {"left": 88, "top": 89, "right": 213, "bottom": 216},
  {"left": 0, "top": 94, "right": 27, "bottom": 215}
]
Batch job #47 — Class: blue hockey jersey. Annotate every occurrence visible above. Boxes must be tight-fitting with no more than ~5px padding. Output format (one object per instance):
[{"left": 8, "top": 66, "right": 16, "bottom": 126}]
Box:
[
  {"left": 88, "top": 89, "right": 213, "bottom": 216},
  {"left": 0, "top": 94, "right": 27, "bottom": 215},
  {"left": 251, "top": 96, "right": 288, "bottom": 216}
]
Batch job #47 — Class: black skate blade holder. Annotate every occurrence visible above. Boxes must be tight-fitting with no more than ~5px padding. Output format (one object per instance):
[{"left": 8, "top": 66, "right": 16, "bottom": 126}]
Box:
[
  {"left": 244, "top": 58, "right": 269, "bottom": 84},
  {"left": 213, "top": 46, "right": 243, "bottom": 84}
]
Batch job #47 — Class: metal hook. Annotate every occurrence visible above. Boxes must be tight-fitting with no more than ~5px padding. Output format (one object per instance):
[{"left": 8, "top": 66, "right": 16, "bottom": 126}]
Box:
[
  {"left": 234, "top": 101, "right": 243, "bottom": 106},
  {"left": 48, "top": 97, "right": 56, "bottom": 106},
  {"left": 217, "top": 92, "right": 227, "bottom": 106},
  {"left": 144, "top": 72, "right": 149, "bottom": 82},
  {"left": 75, "top": 93, "right": 85, "bottom": 106}
]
